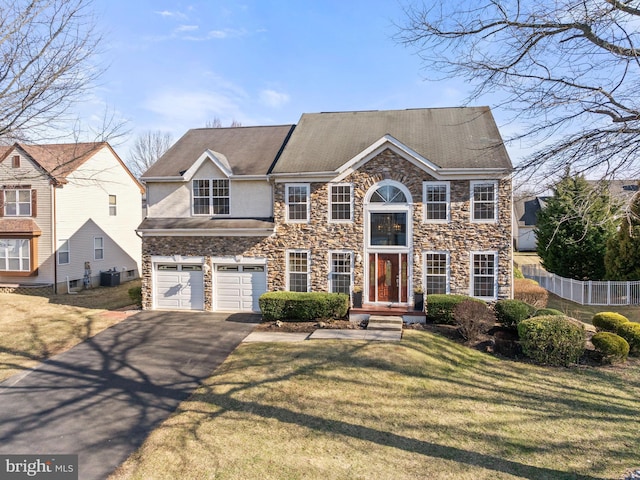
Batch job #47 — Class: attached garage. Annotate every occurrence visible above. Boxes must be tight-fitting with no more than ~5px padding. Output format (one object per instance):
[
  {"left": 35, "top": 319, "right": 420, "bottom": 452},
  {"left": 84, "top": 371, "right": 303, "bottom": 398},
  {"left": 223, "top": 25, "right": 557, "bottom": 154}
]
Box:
[
  {"left": 215, "top": 264, "right": 267, "bottom": 312},
  {"left": 154, "top": 264, "right": 204, "bottom": 310}
]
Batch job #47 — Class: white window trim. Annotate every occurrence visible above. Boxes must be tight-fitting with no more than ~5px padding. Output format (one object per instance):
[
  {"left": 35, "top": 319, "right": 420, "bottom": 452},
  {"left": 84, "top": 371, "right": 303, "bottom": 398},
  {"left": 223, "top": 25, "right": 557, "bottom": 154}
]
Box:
[
  {"left": 470, "top": 251, "right": 498, "bottom": 301},
  {"left": 286, "top": 249, "right": 311, "bottom": 292},
  {"left": 470, "top": 180, "right": 498, "bottom": 223},
  {"left": 191, "top": 178, "right": 231, "bottom": 217},
  {"left": 58, "top": 239, "right": 70, "bottom": 265},
  {"left": 423, "top": 181, "right": 450, "bottom": 223},
  {"left": 285, "top": 183, "right": 310, "bottom": 224},
  {"left": 0, "top": 238, "right": 31, "bottom": 272},
  {"left": 109, "top": 195, "right": 117, "bottom": 216},
  {"left": 328, "top": 250, "right": 353, "bottom": 294},
  {"left": 94, "top": 236, "right": 104, "bottom": 261},
  {"left": 4, "top": 189, "right": 32, "bottom": 217},
  {"left": 328, "top": 183, "right": 354, "bottom": 223},
  {"left": 423, "top": 250, "right": 450, "bottom": 295}
]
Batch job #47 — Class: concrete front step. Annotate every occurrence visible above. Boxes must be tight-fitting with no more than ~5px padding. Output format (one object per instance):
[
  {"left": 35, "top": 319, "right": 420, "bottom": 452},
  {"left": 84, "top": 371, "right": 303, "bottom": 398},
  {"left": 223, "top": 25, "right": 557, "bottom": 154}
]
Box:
[{"left": 367, "top": 315, "right": 403, "bottom": 331}]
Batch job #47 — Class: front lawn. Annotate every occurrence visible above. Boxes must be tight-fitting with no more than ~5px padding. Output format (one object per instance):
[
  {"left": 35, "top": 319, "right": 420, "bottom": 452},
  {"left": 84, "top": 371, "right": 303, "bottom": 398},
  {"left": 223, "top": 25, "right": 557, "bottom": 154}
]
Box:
[
  {"left": 111, "top": 330, "right": 640, "bottom": 480},
  {"left": 0, "top": 280, "right": 139, "bottom": 381}
]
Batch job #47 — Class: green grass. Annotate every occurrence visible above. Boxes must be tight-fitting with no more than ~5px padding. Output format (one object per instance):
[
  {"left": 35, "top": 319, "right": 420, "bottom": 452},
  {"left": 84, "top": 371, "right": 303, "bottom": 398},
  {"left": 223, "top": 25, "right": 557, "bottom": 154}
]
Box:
[
  {"left": 111, "top": 330, "right": 640, "bottom": 480},
  {"left": 0, "top": 280, "right": 139, "bottom": 381}
]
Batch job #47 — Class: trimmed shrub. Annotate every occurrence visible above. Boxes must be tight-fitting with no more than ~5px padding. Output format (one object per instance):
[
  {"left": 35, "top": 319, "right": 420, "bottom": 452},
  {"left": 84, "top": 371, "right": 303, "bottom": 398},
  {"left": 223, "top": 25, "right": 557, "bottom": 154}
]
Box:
[
  {"left": 426, "top": 294, "right": 485, "bottom": 324},
  {"left": 128, "top": 286, "right": 142, "bottom": 307},
  {"left": 592, "top": 312, "right": 630, "bottom": 333},
  {"left": 259, "top": 292, "right": 349, "bottom": 321},
  {"left": 514, "top": 266, "right": 524, "bottom": 279},
  {"left": 453, "top": 299, "right": 496, "bottom": 342},
  {"left": 616, "top": 322, "right": 640, "bottom": 356},
  {"left": 494, "top": 299, "right": 536, "bottom": 330},
  {"left": 514, "top": 278, "right": 548, "bottom": 308},
  {"left": 591, "top": 332, "right": 629, "bottom": 364},
  {"left": 517, "top": 315, "right": 585, "bottom": 366},
  {"left": 534, "top": 308, "right": 564, "bottom": 317}
]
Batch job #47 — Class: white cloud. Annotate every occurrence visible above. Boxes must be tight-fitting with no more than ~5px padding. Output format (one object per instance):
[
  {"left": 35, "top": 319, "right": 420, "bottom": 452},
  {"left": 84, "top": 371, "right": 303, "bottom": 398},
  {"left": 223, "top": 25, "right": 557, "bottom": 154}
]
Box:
[
  {"left": 142, "top": 89, "right": 246, "bottom": 131},
  {"left": 154, "top": 10, "right": 187, "bottom": 20},
  {"left": 175, "top": 25, "right": 199, "bottom": 33},
  {"left": 260, "top": 89, "right": 290, "bottom": 108}
]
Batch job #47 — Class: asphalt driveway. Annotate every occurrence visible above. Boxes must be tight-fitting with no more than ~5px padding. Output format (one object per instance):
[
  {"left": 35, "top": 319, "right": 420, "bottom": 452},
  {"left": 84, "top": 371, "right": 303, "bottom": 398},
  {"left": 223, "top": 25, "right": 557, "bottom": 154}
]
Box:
[{"left": 0, "top": 310, "right": 258, "bottom": 480}]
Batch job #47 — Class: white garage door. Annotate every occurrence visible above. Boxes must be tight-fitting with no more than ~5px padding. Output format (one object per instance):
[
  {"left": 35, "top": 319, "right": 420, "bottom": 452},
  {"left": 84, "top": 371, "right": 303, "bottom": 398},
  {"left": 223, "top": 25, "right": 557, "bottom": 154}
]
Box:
[
  {"left": 155, "top": 264, "right": 204, "bottom": 310},
  {"left": 215, "top": 265, "right": 267, "bottom": 312}
]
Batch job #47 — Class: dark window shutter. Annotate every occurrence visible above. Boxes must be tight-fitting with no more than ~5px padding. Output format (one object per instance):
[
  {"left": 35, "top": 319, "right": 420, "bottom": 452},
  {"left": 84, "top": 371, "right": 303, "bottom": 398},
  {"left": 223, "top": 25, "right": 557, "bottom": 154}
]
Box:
[
  {"left": 0, "top": 191, "right": 4, "bottom": 217},
  {"left": 12, "top": 155, "right": 20, "bottom": 168},
  {"left": 31, "top": 189, "right": 37, "bottom": 217}
]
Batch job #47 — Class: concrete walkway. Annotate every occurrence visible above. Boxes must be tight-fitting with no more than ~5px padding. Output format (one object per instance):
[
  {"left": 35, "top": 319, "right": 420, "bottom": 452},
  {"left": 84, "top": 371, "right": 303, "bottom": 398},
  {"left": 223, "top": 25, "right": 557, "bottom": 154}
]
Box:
[
  {"left": 243, "top": 329, "right": 402, "bottom": 342},
  {"left": 0, "top": 311, "right": 258, "bottom": 480}
]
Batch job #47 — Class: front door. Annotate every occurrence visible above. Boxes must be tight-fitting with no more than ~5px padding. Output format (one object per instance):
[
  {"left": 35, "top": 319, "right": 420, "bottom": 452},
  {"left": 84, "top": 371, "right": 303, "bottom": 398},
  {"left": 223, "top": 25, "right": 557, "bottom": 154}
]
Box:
[{"left": 369, "top": 253, "right": 408, "bottom": 303}]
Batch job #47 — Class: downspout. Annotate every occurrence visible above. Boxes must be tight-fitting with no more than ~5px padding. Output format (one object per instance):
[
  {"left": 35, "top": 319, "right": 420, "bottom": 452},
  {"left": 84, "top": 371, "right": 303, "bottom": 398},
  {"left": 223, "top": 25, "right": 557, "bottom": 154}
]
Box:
[{"left": 52, "top": 183, "right": 57, "bottom": 294}]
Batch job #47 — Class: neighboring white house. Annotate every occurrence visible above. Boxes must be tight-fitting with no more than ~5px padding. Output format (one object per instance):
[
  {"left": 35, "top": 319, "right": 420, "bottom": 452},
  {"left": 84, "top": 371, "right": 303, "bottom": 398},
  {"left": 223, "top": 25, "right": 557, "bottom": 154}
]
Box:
[{"left": 0, "top": 142, "right": 144, "bottom": 293}]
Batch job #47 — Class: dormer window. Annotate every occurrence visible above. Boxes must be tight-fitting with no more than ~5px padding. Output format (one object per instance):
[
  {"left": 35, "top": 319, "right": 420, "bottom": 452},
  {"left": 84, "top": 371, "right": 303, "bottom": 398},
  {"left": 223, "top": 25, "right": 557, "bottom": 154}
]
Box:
[{"left": 192, "top": 179, "right": 230, "bottom": 215}]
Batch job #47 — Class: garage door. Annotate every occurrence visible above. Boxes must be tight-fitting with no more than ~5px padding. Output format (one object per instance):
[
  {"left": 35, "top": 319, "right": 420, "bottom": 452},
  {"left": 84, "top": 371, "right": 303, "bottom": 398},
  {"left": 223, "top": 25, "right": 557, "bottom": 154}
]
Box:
[
  {"left": 155, "top": 264, "right": 204, "bottom": 310},
  {"left": 215, "top": 265, "right": 267, "bottom": 312}
]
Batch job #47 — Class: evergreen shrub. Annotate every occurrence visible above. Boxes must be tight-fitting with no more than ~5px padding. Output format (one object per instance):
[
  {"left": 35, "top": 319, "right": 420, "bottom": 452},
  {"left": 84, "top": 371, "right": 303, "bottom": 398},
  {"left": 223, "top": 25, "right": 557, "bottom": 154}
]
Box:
[
  {"left": 259, "top": 292, "right": 349, "bottom": 321},
  {"left": 517, "top": 315, "right": 585, "bottom": 366}
]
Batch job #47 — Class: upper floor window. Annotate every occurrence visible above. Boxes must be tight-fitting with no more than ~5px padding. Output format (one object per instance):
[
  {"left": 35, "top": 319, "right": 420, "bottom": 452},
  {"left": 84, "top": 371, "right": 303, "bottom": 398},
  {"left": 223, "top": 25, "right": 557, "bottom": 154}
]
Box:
[
  {"left": 423, "top": 182, "right": 450, "bottom": 222},
  {"left": 470, "top": 181, "right": 498, "bottom": 222},
  {"left": 0, "top": 239, "right": 30, "bottom": 272},
  {"left": 285, "top": 184, "right": 310, "bottom": 222},
  {"left": 109, "top": 195, "right": 117, "bottom": 216},
  {"left": 329, "top": 184, "right": 352, "bottom": 222},
  {"left": 3, "top": 189, "right": 32, "bottom": 217},
  {"left": 193, "top": 179, "right": 230, "bottom": 215}
]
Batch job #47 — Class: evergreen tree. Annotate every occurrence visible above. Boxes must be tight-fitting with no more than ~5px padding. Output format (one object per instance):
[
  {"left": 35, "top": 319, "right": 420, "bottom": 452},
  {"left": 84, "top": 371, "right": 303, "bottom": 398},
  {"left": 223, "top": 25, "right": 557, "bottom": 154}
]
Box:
[
  {"left": 535, "top": 173, "right": 618, "bottom": 280},
  {"left": 605, "top": 192, "right": 640, "bottom": 280}
]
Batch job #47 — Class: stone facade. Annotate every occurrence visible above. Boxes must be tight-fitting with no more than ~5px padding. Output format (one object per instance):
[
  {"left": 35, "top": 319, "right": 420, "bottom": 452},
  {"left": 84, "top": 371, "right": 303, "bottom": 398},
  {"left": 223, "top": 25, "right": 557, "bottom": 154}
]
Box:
[{"left": 141, "top": 148, "right": 512, "bottom": 310}]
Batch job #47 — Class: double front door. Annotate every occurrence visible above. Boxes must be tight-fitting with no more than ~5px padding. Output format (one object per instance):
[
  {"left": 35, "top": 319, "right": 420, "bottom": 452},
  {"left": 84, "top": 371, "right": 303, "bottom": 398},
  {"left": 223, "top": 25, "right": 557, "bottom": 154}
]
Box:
[{"left": 368, "top": 253, "right": 408, "bottom": 304}]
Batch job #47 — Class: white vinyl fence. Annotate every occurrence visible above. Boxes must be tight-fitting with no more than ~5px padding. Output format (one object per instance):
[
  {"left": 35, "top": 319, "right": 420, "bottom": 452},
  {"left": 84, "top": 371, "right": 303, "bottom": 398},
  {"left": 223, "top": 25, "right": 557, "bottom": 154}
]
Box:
[{"left": 521, "top": 264, "right": 640, "bottom": 306}]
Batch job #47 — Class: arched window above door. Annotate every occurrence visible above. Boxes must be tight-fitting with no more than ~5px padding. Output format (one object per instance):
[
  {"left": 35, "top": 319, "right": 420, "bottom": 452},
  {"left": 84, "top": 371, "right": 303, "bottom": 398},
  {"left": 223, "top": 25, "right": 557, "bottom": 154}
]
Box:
[{"left": 369, "top": 184, "right": 407, "bottom": 204}]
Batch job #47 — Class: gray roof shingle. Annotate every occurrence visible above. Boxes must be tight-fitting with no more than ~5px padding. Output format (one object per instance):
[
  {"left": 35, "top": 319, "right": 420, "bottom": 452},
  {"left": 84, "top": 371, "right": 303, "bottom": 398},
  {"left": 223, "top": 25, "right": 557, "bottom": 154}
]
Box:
[
  {"left": 271, "top": 107, "right": 512, "bottom": 173},
  {"left": 142, "top": 125, "right": 295, "bottom": 178}
]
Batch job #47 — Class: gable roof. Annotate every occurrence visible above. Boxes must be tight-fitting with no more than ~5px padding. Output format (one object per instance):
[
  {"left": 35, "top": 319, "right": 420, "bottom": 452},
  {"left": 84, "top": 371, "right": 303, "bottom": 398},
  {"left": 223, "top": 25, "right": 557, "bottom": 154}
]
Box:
[
  {"left": 142, "top": 125, "right": 295, "bottom": 179},
  {"left": 513, "top": 196, "right": 551, "bottom": 226},
  {"left": 271, "top": 107, "right": 512, "bottom": 174},
  {"left": 0, "top": 142, "right": 142, "bottom": 191}
]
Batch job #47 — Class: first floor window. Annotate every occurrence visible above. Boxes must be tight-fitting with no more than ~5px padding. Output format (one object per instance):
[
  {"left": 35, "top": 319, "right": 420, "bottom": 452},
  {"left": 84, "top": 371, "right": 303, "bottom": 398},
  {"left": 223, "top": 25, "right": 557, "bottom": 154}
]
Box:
[
  {"left": 58, "top": 239, "right": 70, "bottom": 265},
  {"left": 424, "top": 252, "right": 449, "bottom": 294},
  {"left": 0, "top": 239, "right": 30, "bottom": 271},
  {"left": 472, "top": 252, "right": 497, "bottom": 299},
  {"left": 330, "top": 252, "right": 352, "bottom": 294},
  {"left": 288, "top": 250, "right": 309, "bottom": 292},
  {"left": 94, "top": 237, "right": 104, "bottom": 260}
]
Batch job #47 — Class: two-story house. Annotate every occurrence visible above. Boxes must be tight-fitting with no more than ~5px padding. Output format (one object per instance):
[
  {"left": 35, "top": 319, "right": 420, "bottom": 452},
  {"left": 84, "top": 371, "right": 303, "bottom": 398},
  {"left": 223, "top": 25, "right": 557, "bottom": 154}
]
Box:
[
  {"left": 138, "top": 107, "right": 513, "bottom": 312},
  {"left": 0, "top": 142, "right": 144, "bottom": 293}
]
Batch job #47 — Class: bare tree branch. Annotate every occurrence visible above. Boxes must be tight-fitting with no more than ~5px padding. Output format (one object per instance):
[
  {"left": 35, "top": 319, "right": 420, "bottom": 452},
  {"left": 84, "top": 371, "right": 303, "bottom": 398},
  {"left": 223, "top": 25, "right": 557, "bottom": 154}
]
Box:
[
  {"left": 127, "top": 130, "right": 173, "bottom": 178},
  {"left": 397, "top": 0, "right": 640, "bottom": 181}
]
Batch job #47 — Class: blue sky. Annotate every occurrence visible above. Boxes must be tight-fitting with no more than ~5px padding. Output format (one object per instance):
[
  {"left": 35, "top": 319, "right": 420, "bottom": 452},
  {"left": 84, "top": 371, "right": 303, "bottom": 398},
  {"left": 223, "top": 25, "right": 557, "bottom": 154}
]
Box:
[{"left": 85, "top": 1, "right": 519, "bottom": 163}]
